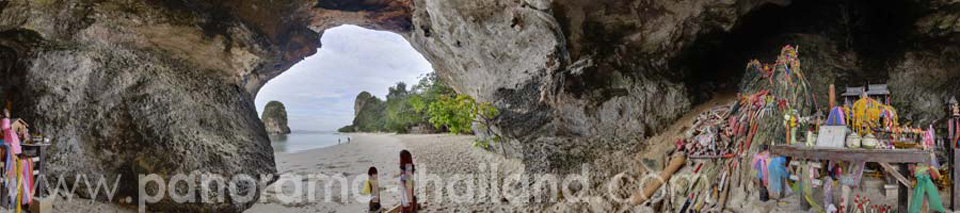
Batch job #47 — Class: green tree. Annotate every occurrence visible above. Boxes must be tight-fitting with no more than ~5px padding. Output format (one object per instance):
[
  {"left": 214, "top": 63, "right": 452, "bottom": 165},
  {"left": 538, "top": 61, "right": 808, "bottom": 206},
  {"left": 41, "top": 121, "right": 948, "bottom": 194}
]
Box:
[
  {"left": 426, "top": 94, "right": 502, "bottom": 150},
  {"left": 385, "top": 82, "right": 420, "bottom": 133},
  {"left": 340, "top": 72, "right": 462, "bottom": 134},
  {"left": 409, "top": 72, "right": 455, "bottom": 123},
  {"left": 426, "top": 94, "right": 499, "bottom": 134},
  {"left": 349, "top": 91, "right": 387, "bottom": 132}
]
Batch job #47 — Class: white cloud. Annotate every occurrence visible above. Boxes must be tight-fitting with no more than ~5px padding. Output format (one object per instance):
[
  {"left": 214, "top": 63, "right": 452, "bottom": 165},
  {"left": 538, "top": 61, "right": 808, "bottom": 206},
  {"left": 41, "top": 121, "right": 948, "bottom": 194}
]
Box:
[{"left": 255, "top": 25, "right": 433, "bottom": 131}]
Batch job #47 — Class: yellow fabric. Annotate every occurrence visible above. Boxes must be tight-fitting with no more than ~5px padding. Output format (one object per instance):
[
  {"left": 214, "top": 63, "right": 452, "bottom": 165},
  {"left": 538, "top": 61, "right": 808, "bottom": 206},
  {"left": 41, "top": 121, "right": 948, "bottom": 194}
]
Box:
[
  {"left": 916, "top": 165, "right": 929, "bottom": 175},
  {"left": 361, "top": 180, "right": 372, "bottom": 195},
  {"left": 848, "top": 97, "right": 898, "bottom": 136},
  {"left": 801, "top": 163, "right": 822, "bottom": 212},
  {"left": 15, "top": 157, "right": 22, "bottom": 213}
]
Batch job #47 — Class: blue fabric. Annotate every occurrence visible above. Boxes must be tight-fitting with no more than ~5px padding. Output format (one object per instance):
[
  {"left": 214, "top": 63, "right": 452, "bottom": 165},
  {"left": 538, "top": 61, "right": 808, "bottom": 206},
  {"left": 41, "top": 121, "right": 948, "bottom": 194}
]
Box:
[
  {"left": 826, "top": 107, "right": 845, "bottom": 125},
  {"left": 767, "top": 156, "right": 788, "bottom": 195}
]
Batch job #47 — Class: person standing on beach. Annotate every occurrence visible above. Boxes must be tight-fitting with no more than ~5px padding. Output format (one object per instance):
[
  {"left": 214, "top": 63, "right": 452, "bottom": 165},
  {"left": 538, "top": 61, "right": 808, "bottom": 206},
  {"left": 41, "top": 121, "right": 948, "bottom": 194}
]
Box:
[{"left": 399, "top": 150, "right": 417, "bottom": 213}]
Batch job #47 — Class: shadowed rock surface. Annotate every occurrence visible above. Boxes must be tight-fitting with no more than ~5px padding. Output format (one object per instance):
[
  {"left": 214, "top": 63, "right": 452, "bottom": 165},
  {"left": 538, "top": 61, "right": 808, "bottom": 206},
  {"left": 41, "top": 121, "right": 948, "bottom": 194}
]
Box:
[
  {"left": 0, "top": 0, "right": 323, "bottom": 211},
  {"left": 261, "top": 101, "right": 291, "bottom": 134},
  {"left": 2, "top": 0, "right": 960, "bottom": 211}
]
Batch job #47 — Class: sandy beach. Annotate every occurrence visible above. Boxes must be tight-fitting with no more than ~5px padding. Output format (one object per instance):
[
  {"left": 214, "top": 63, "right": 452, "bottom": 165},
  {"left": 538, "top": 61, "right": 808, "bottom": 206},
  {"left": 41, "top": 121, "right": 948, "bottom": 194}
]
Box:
[
  {"left": 247, "top": 133, "right": 525, "bottom": 212},
  {"left": 47, "top": 133, "right": 523, "bottom": 212}
]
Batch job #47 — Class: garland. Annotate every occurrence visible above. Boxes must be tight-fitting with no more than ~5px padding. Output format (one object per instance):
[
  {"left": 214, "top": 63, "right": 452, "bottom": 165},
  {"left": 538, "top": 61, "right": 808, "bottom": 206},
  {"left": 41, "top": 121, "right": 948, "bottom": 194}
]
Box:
[{"left": 846, "top": 97, "right": 899, "bottom": 136}]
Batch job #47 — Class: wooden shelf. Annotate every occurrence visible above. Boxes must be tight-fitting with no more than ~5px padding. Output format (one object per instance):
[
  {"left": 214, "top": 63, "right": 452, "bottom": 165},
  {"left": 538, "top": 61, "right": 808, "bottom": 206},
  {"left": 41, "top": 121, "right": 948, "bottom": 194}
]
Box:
[{"left": 769, "top": 145, "right": 931, "bottom": 163}]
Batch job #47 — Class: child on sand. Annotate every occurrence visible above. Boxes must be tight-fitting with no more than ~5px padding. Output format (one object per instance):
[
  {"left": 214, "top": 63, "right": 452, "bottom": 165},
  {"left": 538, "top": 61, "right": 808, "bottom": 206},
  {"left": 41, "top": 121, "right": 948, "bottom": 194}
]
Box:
[{"left": 361, "top": 167, "right": 382, "bottom": 213}]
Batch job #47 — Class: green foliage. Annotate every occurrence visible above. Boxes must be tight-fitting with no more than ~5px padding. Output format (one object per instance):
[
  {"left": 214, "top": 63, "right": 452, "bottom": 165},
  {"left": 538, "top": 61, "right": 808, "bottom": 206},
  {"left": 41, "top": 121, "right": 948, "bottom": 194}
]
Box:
[
  {"left": 341, "top": 72, "right": 460, "bottom": 133},
  {"left": 472, "top": 135, "right": 501, "bottom": 149},
  {"left": 337, "top": 125, "right": 355, "bottom": 133},
  {"left": 261, "top": 101, "right": 287, "bottom": 121},
  {"left": 473, "top": 139, "right": 490, "bottom": 149},
  {"left": 427, "top": 94, "right": 475, "bottom": 134},
  {"left": 425, "top": 94, "right": 500, "bottom": 135},
  {"left": 384, "top": 82, "right": 419, "bottom": 133},
  {"left": 340, "top": 72, "right": 504, "bottom": 151},
  {"left": 350, "top": 91, "right": 387, "bottom": 132},
  {"left": 409, "top": 95, "right": 427, "bottom": 113}
]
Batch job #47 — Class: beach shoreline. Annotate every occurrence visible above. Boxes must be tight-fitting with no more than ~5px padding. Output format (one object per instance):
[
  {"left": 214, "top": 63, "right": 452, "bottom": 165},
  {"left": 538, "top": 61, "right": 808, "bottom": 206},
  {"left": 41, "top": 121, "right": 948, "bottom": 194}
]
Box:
[
  {"left": 247, "top": 133, "right": 526, "bottom": 212},
  {"left": 49, "top": 133, "right": 518, "bottom": 212}
]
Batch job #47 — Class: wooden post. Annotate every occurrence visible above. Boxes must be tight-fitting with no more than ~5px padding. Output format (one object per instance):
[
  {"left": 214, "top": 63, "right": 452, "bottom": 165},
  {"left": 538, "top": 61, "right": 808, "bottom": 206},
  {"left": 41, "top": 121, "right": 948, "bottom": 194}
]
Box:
[
  {"left": 799, "top": 162, "right": 810, "bottom": 210},
  {"left": 829, "top": 84, "right": 836, "bottom": 109},
  {"left": 37, "top": 145, "right": 46, "bottom": 197},
  {"left": 899, "top": 163, "right": 909, "bottom": 213},
  {"left": 632, "top": 155, "right": 686, "bottom": 205},
  {"left": 879, "top": 162, "right": 912, "bottom": 188}
]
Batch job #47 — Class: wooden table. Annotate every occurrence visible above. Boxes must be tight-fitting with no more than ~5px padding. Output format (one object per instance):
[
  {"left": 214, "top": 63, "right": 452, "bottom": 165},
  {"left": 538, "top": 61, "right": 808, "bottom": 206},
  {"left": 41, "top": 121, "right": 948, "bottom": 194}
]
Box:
[
  {"left": 770, "top": 145, "right": 931, "bottom": 163},
  {"left": 770, "top": 145, "right": 932, "bottom": 213}
]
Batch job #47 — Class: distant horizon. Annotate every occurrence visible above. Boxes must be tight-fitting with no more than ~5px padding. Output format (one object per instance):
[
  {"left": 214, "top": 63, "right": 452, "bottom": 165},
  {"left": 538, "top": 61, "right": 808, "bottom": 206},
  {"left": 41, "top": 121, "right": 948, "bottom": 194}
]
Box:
[
  {"left": 286, "top": 129, "right": 341, "bottom": 134},
  {"left": 254, "top": 25, "right": 433, "bottom": 132}
]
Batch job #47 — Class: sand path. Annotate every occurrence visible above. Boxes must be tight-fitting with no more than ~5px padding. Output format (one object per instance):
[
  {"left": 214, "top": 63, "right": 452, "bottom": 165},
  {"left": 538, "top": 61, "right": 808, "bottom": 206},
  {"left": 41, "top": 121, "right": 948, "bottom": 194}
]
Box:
[{"left": 248, "top": 133, "right": 407, "bottom": 212}]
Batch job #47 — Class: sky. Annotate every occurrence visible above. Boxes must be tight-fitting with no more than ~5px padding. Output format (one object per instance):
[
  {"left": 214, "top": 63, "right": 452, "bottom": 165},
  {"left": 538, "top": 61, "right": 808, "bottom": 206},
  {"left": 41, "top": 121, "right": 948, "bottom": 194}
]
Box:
[{"left": 255, "top": 25, "right": 433, "bottom": 131}]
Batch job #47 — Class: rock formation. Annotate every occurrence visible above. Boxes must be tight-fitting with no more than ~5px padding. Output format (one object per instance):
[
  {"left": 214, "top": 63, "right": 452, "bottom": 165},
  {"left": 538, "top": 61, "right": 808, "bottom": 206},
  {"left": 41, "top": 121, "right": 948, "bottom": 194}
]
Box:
[
  {"left": 261, "top": 101, "right": 291, "bottom": 134},
  {"left": 344, "top": 91, "right": 386, "bottom": 132},
  {"left": 404, "top": 0, "right": 960, "bottom": 175},
  {"left": 3, "top": 0, "right": 960, "bottom": 211},
  {"left": 0, "top": 0, "right": 320, "bottom": 211}
]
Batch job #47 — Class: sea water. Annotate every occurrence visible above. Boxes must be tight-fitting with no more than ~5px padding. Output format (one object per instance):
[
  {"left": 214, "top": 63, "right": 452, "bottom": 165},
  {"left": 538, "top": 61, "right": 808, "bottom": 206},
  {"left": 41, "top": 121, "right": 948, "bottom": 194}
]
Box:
[{"left": 268, "top": 131, "right": 350, "bottom": 153}]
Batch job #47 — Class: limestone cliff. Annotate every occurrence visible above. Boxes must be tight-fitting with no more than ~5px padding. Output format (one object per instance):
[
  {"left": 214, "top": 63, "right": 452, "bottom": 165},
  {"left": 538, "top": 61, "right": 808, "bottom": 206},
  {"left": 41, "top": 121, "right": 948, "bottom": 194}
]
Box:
[
  {"left": 347, "top": 91, "right": 386, "bottom": 132},
  {"left": 3, "top": 0, "right": 960, "bottom": 211},
  {"left": 0, "top": 0, "right": 320, "bottom": 211},
  {"left": 261, "top": 101, "right": 291, "bottom": 134},
  {"left": 404, "top": 0, "right": 960, "bottom": 175}
]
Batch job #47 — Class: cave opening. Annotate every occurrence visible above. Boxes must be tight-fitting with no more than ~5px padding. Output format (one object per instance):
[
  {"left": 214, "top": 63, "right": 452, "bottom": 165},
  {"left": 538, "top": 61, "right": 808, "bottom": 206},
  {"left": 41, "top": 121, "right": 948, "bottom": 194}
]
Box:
[
  {"left": 680, "top": 0, "right": 919, "bottom": 102},
  {"left": 254, "top": 24, "right": 431, "bottom": 148},
  {"left": 0, "top": 29, "right": 45, "bottom": 129}
]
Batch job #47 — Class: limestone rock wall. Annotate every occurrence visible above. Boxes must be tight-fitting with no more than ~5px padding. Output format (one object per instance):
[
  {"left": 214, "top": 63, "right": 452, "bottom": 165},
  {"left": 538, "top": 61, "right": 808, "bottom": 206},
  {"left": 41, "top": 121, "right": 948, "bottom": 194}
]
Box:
[
  {"left": 0, "top": 0, "right": 321, "bottom": 211},
  {"left": 406, "top": 0, "right": 960, "bottom": 174}
]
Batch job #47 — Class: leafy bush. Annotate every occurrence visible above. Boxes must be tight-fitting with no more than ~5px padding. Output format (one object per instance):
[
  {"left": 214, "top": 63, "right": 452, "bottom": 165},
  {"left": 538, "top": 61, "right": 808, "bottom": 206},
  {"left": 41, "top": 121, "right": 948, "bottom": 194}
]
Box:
[
  {"left": 340, "top": 72, "right": 458, "bottom": 133},
  {"left": 338, "top": 71, "right": 502, "bottom": 137},
  {"left": 425, "top": 94, "right": 500, "bottom": 135}
]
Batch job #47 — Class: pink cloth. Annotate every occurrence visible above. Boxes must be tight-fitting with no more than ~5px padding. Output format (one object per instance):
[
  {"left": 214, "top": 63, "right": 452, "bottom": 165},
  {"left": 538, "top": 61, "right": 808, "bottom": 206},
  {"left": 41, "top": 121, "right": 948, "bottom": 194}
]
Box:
[
  {"left": 752, "top": 151, "right": 771, "bottom": 187},
  {"left": 2, "top": 118, "right": 21, "bottom": 154},
  {"left": 20, "top": 159, "right": 30, "bottom": 205},
  {"left": 923, "top": 125, "right": 935, "bottom": 149},
  {"left": 951, "top": 119, "right": 957, "bottom": 148}
]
